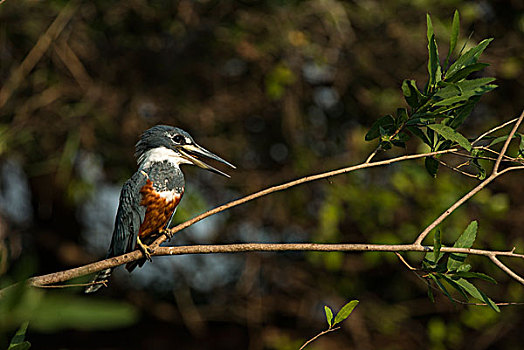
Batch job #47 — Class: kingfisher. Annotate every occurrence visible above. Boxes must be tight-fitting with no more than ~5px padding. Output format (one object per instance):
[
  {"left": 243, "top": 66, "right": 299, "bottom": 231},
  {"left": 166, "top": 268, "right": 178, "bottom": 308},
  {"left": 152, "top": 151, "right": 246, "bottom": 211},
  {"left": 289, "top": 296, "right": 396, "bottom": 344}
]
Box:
[{"left": 85, "top": 125, "right": 235, "bottom": 293}]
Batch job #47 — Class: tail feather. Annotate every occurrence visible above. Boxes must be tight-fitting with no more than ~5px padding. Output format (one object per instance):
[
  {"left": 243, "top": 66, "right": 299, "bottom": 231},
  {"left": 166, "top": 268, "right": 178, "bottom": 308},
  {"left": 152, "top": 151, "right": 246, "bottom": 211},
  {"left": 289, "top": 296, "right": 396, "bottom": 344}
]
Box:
[{"left": 84, "top": 268, "right": 112, "bottom": 293}]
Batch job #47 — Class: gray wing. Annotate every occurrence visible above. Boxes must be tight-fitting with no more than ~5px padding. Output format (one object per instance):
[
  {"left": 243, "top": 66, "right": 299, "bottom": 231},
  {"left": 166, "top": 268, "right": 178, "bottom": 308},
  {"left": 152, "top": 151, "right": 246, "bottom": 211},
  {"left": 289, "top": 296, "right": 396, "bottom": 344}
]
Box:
[{"left": 107, "top": 171, "right": 147, "bottom": 258}]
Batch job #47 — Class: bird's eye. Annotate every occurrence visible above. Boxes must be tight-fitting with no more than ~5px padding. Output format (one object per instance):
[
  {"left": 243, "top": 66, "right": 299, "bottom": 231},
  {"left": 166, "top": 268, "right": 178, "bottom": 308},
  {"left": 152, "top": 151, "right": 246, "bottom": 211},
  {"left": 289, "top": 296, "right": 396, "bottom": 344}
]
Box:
[{"left": 172, "top": 135, "right": 184, "bottom": 144}]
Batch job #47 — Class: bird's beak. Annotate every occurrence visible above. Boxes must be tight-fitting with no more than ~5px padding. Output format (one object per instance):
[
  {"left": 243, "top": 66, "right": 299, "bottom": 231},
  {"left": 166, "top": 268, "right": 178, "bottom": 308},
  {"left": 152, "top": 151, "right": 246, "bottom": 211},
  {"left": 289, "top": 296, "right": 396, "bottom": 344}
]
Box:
[{"left": 179, "top": 144, "right": 236, "bottom": 177}]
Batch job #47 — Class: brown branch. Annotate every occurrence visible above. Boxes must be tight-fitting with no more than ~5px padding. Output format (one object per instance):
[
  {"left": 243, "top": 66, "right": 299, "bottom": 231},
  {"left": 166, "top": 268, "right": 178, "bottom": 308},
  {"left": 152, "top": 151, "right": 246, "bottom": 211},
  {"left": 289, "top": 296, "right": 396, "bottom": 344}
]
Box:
[
  {"left": 26, "top": 243, "right": 524, "bottom": 288},
  {"left": 35, "top": 280, "right": 108, "bottom": 289},
  {"left": 53, "top": 39, "right": 93, "bottom": 91}
]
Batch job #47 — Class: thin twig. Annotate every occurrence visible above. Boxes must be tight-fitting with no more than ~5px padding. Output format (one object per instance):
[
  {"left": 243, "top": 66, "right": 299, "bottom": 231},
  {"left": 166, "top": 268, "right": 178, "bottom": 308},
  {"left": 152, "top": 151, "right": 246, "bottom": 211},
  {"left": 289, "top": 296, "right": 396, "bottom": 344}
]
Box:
[
  {"left": 395, "top": 252, "right": 418, "bottom": 270},
  {"left": 435, "top": 158, "right": 478, "bottom": 178},
  {"left": 450, "top": 150, "right": 523, "bottom": 165},
  {"left": 365, "top": 145, "right": 381, "bottom": 163},
  {"left": 493, "top": 110, "right": 524, "bottom": 173},
  {"left": 475, "top": 147, "right": 522, "bottom": 163},
  {"left": 414, "top": 172, "right": 499, "bottom": 245},
  {"left": 472, "top": 117, "right": 520, "bottom": 146},
  {"left": 299, "top": 326, "right": 341, "bottom": 350},
  {"left": 490, "top": 255, "right": 524, "bottom": 285}
]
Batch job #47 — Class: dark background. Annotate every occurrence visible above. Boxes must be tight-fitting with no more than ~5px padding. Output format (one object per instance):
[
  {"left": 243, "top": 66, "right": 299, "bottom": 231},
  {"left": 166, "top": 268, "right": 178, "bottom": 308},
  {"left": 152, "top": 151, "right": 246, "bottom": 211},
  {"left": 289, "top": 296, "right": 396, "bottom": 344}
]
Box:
[{"left": 0, "top": 0, "right": 523, "bottom": 349}]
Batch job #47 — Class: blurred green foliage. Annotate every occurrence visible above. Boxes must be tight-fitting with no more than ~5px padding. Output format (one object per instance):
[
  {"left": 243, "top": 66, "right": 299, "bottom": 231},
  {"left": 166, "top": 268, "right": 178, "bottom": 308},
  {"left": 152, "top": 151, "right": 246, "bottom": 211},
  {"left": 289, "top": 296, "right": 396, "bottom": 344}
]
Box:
[
  {"left": 0, "top": 262, "right": 138, "bottom": 347},
  {"left": 0, "top": 286, "right": 138, "bottom": 333}
]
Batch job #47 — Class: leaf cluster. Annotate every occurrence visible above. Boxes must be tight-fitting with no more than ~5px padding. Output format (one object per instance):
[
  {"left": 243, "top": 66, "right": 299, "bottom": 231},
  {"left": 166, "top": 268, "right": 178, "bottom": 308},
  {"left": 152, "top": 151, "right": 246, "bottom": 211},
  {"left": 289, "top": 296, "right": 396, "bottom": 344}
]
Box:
[
  {"left": 324, "top": 300, "right": 359, "bottom": 329},
  {"left": 422, "top": 221, "right": 500, "bottom": 312},
  {"left": 365, "top": 11, "right": 497, "bottom": 177}
]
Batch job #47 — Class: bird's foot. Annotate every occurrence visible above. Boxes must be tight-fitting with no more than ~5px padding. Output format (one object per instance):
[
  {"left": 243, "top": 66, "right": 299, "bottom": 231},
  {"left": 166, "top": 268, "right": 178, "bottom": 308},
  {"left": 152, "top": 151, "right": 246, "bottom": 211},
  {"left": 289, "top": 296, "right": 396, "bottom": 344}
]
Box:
[
  {"left": 160, "top": 228, "right": 173, "bottom": 240},
  {"left": 136, "top": 237, "right": 153, "bottom": 262}
]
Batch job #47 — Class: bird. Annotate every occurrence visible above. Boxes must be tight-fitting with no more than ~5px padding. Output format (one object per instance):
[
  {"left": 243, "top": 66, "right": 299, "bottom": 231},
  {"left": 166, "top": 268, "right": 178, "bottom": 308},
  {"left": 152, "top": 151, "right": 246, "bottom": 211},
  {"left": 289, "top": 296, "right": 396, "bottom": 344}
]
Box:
[{"left": 85, "top": 125, "right": 235, "bottom": 293}]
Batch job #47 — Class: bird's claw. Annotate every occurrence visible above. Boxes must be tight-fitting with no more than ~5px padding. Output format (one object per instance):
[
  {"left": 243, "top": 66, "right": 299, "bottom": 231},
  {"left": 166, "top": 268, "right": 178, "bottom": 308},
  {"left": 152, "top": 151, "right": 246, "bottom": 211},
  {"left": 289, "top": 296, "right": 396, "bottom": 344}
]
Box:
[
  {"left": 160, "top": 228, "right": 173, "bottom": 240},
  {"left": 136, "top": 237, "right": 153, "bottom": 262}
]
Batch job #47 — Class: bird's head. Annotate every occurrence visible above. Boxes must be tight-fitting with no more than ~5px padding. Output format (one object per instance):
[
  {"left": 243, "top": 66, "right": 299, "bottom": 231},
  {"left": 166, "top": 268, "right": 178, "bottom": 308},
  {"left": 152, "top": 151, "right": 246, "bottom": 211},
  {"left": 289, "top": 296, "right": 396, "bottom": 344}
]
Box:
[{"left": 135, "top": 125, "right": 235, "bottom": 177}]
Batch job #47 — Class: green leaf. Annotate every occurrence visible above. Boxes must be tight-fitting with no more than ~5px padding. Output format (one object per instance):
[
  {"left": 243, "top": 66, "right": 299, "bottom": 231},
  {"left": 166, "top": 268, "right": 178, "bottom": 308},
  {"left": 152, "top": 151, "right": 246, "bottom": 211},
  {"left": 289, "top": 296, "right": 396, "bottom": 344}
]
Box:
[
  {"left": 365, "top": 115, "right": 395, "bottom": 141},
  {"left": 391, "top": 132, "right": 410, "bottom": 148},
  {"left": 441, "top": 274, "right": 469, "bottom": 300},
  {"left": 435, "top": 78, "right": 496, "bottom": 99},
  {"left": 407, "top": 126, "right": 431, "bottom": 146},
  {"left": 427, "top": 123, "right": 472, "bottom": 151},
  {"left": 489, "top": 135, "right": 510, "bottom": 147},
  {"left": 473, "top": 158, "right": 487, "bottom": 180},
  {"left": 433, "top": 84, "right": 496, "bottom": 108},
  {"left": 8, "top": 343, "right": 31, "bottom": 350},
  {"left": 433, "top": 78, "right": 496, "bottom": 108},
  {"left": 426, "top": 13, "right": 434, "bottom": 42},
  {"left": 426, "top": 15, "right": 442, "bottom": 92},
  {"left": 426, "top": 126, "right": 436, "bottom": 148},
  {"left": 454, "top": 221, "right": 477, "bottom": 248},
  {"left": 433, "top": 229, "right": 442, "bottom": 263},
  {"left": 455, "top": 278, "right": 500, "bottom": 312},
  {"left": 8, "top": 322, "right": 31, "bottom": 350},
  {"left": 428, "top": 273, "right": 454, "bottom": 302},
  {"left": 485, "top": 134, "right": 522, "bottom": 147},
  {"left": 396, "top": 108, "right": 409, "bottom": 124},
  {"left": 324, "top": 306, "right": 333, "bottom": 327},
  {"left": 445, "top": 63, "right": 489, "bottom": 83},
  {"left": 454, "top": 271, "right": 497, "bottom": 284},
  {"left": 425, "top": 156, "right": 439, "bottom": 178},
  {"left": 478, "top": 289, "right": 500, "bottom": 313},
  {"left": 407, "top": 114, "right": 440, "bottom": 125},
  {"left": 333, "top": 300, "right": 359, "bottom": 325},
  {"left": 402, "top": 80, "right": 424, "bottom": 108},
  {"left": 448, "top": 99, "right": 478, "bottom": 129},
  {"left": 519, "top": 133, "right": 524, "bottom": 157},
  {"left": 445, "top": 10, "right": 460, "bottom": 67},
  {"left": 427, "top": 281, "right": 435, "bottom": 303},
  {"left": 447, "top": 221, "right": 477, "bottom": 271},
  {"left": 457, "top": 264, "right": 471, "bottom": 272},
  {"left": 447, "top": 38, "right": 493, "bottom": 78}
]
